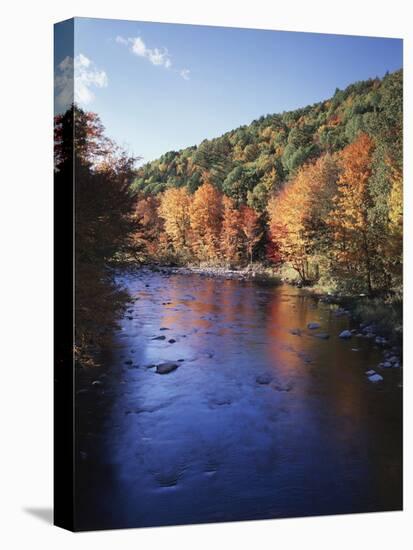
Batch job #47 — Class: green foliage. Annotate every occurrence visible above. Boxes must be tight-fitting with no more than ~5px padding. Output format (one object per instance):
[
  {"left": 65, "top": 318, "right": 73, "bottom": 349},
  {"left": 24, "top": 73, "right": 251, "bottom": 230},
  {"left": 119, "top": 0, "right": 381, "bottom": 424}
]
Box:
[{"left": 135, "top": 70, "right": 402, "bottom": 207}]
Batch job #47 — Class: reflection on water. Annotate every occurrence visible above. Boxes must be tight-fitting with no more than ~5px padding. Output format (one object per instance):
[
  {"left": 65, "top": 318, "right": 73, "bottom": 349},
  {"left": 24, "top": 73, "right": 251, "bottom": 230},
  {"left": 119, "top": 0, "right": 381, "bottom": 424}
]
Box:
[{"left": 75, "top": 270, "right": 402, "bottom": 530}]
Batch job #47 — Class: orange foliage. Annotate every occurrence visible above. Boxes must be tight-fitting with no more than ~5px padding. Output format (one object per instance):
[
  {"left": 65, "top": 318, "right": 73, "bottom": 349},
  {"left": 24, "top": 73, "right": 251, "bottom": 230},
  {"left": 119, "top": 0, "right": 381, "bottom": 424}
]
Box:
[
  {"left": 240, "top": 206, "right": 262, "bottom": 264},
  {"left": 268, "top": 154, "right": 339, "bottom": 281},
  {"left": 133, "top": 196, "right": 165, "bottom": 259},
  {"left": 327, "top": 133, "right": 375, "bottom": 291},
  {"left": 190, "top": 182, "right": 223, "bottom": 261},
  {"left": 158, "top": 187, "right": 191, "bottom": 254},
  {"left": 221, "top": 196, "right": 243, "bottom": 264}
]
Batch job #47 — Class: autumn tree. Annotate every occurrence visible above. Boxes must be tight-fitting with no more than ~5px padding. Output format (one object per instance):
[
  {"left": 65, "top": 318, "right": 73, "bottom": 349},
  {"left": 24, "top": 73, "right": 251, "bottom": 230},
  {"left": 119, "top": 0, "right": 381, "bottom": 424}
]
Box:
[
  {"left": 327, "top": 132, "right": 376, "bottom": 293},
  {"left": 55, "top": 105, "right": 139, "bottom": 363},
  {"left": 268, "top": 182, "right": 310, "bottom": 282},
  {"left": 54, "top": 106, "right": 117, "bottom": 169},
  {"left": 220, "top": 196, "right": 243, "bottom": 265},
  {"left": 158, "top": 187, "right": 191, "bottom": 257},
  {"left": 190, "top": 182, "right": 223, "bottom": 261},
  {"left": 240, "top": 206, "right": 262, "bottom": 264},
  {"left": 268, "top": 154, "right": 339, "bottom": 283},
  {"left": 384, "top": 160, "right": 403, "bottom": 292},
  {"left": 132, "top": 195, "right": 165, "bottom": 261}
]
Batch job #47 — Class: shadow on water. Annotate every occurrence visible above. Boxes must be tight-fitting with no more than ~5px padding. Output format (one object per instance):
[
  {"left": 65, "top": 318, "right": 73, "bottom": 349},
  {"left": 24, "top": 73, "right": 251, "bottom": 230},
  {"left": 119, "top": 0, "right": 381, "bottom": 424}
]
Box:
[
  {"left": 75, "top": 263, "right": 131, "bottom": 366},
  {"left": 74, "top": 269, "right": 402, "bottom": 530}
]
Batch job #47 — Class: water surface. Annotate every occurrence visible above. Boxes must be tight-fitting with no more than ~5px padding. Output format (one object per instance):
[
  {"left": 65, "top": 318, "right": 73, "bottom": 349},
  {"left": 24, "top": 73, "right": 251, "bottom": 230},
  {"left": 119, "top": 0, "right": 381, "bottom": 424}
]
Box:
[{"left": 75, "top": 270, "right": 402, "bottom": 530}]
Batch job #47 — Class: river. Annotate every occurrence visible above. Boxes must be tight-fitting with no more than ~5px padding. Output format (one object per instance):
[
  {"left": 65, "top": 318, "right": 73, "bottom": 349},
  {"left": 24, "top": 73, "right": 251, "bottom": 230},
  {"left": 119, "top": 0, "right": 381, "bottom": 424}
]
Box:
[{"left": 75, "top": 269, "right": 402, "bottom": 530}]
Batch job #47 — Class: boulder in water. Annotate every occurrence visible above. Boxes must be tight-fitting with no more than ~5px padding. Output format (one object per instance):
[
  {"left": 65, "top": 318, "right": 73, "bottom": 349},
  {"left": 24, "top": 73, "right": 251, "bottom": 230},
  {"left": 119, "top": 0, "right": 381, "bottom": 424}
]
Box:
[
  {"left": 368, "top": 373, "right": 383, "bottom": 383},
  {"left": 307, "top": 322, "right": 320, "bottom": 330},
  {"left": 256, "top": 373, "right": 273, "bottom": 385},
  {"left": 156, "top": 362, "right": 179, "bottom": 375},
  {"left": 339, "top": 330, "right": 352, "bottom": 339}
]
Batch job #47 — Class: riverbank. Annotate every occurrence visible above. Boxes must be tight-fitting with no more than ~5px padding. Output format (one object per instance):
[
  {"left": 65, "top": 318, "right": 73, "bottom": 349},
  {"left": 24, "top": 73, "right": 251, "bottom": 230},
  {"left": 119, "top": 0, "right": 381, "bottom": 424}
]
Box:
[{"left": 158, "top": 264, "right": 281, "bottom": 282}]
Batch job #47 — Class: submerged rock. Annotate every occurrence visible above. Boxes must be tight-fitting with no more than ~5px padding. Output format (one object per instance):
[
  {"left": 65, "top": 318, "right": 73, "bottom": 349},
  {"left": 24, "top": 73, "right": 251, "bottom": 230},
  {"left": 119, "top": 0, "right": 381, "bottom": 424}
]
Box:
[
  {"left": 256, "top": 373, "right": 273, "bottom": 385},
  {"left": 209, "top": 396, "right": 232, "bottom": 406},
  {"left": 368, "top": 373, "right": 383, "bottom": 383},
  {"left": 375, "top": 336, "right": 388, "bottom": 346},
  {"left": 151, "top": 335, "right": 166, "bottom": 341},
  {"left": 314, "top": 332, "right": 330, "bottom": 340},
  {"left": 307, "top": 322, "right": 320, "bottom": 330},
  {"left": 168, "top": 339, "right": 176, "bottom": 344},
  {"left": 290, "top": 328, "right": 302, "bottom": 336},
  {"left": 339, "top": 330, "right": 352, "bottom": 339},
  {"left": 156, "top": 362, "right": 179, "bottom": 375},
  {"left": 273, "top": 382, "right": 293, "bottom": 392},
  {"left": 362, "top": 325, "right": 376, "bottom": 336}
]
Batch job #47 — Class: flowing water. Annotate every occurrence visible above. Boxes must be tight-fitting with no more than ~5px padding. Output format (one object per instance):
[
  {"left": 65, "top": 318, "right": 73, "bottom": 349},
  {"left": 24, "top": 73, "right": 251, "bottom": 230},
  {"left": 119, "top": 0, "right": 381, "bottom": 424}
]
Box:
[{"left": 75, "top": 269, "right": 402, "bottom": 530}]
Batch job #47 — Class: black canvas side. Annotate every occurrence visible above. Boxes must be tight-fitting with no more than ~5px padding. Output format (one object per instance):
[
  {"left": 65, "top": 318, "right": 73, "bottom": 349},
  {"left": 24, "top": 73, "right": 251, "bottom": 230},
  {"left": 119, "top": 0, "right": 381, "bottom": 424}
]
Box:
[{"left": 53, "top": 18, "right": 76, "bottom": 532}]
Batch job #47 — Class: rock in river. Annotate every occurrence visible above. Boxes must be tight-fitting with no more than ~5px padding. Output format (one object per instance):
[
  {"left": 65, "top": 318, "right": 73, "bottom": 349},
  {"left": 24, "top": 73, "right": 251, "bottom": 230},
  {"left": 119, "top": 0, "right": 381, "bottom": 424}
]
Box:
[
  {"left": 156, "top": 362, "right": 179, "bottom": 375},
  {"left": 339, "top": 330, "right": 352, "bottom": 339},
  {"left": 152, "top": 335, "right": 166, "bottom": 341},
  {"left": 368, "top": 373, "right": 383, "bottom": 383},
  {"left": 314, "top": 332, "right": 330, "bottom": 340},
  {"left": 256, "top": 373, "right": 273, "bottom": 385},
  {"left": 307, "top": 322, "right": 320, "bottom": 330}
]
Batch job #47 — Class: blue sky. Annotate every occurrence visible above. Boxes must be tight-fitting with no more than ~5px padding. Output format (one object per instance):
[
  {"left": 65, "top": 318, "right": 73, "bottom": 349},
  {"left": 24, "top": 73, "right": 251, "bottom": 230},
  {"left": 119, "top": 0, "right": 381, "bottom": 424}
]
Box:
[{"left": 54, "top": 17, "right": 402, "bottom": 164}]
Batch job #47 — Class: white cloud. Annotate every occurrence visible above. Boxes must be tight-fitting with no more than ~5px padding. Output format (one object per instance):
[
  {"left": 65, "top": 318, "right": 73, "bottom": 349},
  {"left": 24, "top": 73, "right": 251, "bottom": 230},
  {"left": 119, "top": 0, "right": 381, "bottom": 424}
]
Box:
[
  {"left": 180, "top": 68, "right": 190, "bottom": 80},
  {"left": 123, "top": 35, "right": 173, "bottom": 69},
  {"left": 55, "top": 54, "right": 108, "bottom": 110},
  {"left": 115, "top": 35, "right": 128, "bottom": 46},
  {"left": 117, "top": 35, "right": 182, "bottom": 73}
]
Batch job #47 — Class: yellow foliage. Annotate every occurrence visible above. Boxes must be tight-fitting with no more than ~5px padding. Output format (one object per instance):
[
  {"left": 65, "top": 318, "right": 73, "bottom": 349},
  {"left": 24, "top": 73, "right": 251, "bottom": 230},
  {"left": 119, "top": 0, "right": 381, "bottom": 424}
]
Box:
[{"left": 158, "top": 187, "right": 191, "bottom": 253}]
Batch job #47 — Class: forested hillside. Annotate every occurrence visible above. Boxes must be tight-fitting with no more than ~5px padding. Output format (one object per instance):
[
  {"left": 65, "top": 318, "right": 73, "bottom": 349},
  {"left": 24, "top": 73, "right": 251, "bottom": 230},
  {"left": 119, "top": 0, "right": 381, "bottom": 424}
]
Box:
[
  {"left": 133, "top": 71, "right": 401, "bottom": 204},
  {"left": 131, "top": 70, "right": 402, "bottom": 296}
]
